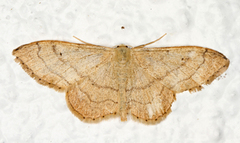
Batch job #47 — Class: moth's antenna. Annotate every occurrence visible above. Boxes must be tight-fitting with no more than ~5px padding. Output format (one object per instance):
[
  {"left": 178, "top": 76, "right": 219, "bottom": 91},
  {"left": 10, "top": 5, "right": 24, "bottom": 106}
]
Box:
[
  {"left": 73, "top": 36, "right": 112, "bottom": 49},
  {"left": 134, "top": 33, "right": 167, "bottom": 49},
  {"left": 73, "top": 36, "right": 100, "bottom": 46}
]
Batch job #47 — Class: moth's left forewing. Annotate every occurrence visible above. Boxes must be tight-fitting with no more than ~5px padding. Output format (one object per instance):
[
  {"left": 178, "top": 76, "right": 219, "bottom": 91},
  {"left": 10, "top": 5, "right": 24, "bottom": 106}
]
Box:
[{"left": 12, "top": 41, "right": 115, "bottom": 92}]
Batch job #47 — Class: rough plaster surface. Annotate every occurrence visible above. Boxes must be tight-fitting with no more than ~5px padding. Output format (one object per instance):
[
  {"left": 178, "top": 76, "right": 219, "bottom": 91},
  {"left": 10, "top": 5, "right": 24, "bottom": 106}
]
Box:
[{"left": 0, "top": 0, "right": 239, "bottom": 143}]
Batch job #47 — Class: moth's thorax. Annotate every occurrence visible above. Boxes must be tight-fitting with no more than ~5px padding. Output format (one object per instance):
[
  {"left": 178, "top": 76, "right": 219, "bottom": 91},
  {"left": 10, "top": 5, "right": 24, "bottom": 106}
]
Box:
[{"left": 114, "top": 45, "right": 131, "bottom": 64}]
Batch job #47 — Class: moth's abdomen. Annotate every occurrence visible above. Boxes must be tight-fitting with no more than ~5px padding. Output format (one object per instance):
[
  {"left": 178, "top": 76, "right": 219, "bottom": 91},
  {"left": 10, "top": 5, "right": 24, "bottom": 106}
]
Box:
[{"left": 114, "top": 46, "right": 131, "bottom": 121}]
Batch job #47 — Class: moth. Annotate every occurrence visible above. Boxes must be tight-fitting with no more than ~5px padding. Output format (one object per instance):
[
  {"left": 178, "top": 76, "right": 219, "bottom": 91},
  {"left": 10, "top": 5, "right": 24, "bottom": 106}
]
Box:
[{"left": 12, "top": 34, "right": 229, "bottom": 124}]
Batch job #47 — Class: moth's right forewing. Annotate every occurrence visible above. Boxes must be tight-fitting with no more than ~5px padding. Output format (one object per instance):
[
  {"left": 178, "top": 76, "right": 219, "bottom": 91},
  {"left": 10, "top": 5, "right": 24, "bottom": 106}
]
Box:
[{"left": 132, "top": 46, "right": 230, "bottom": 93}]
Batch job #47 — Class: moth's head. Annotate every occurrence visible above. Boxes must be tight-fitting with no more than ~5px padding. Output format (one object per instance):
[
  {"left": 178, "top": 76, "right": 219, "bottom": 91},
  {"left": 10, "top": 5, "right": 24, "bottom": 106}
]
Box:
[
  {"left": 116, "top": 44, "right": 130, "bottom": 49},
  {"left": 114, "top": 44, "right": 131, "bottom": 63}
]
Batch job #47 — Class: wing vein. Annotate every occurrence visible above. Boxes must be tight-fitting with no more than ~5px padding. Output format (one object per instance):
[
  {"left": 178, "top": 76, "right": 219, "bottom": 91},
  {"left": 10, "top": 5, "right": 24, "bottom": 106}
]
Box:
[
  {"left": 169, "top": 50, "right": 207, "bottom": 89},
  {"left": 76, "top": 84, "right": 118, "bottom": 103},
  {"left": 36, "top": 42, "right": 70, "bottom": 85}
]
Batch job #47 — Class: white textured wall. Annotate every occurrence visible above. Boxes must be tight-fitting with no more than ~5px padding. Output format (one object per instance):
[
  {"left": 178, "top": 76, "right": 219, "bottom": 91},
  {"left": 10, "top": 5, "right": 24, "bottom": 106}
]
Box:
[{"left": 1, "top": 0, "right": 239, "bottom": 143}]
